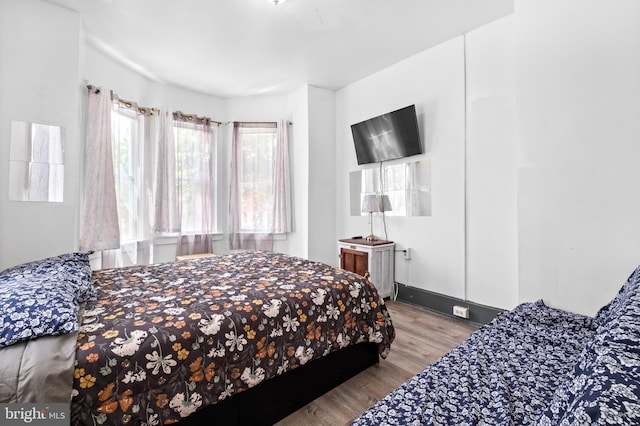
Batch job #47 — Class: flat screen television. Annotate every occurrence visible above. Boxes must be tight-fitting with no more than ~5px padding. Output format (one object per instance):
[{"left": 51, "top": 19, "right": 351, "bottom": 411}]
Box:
[{"left": 351, "top": 105, "right": 422, "bottom": 165}]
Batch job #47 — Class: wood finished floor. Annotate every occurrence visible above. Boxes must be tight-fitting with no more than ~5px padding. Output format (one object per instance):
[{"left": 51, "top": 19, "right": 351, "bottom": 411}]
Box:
[{"left": 276, "top": 300, "right": 480, "bottom": 426}]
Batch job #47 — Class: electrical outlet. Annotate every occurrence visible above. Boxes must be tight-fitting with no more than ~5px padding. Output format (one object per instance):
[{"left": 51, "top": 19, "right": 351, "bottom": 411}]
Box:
[
  {"left": 403, "top": 248, "right": 411, "bottom": 260},
  {"left": 453, "top": 305, "right": 469, "bottom": 319}
]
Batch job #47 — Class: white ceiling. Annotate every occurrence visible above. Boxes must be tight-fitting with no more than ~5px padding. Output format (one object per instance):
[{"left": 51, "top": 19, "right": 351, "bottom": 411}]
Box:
[{"left": 44, "top": 0, "right": 513, "bottom": 98}]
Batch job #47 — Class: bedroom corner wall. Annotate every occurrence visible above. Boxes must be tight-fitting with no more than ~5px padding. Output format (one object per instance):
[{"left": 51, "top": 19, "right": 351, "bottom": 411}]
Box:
[
  {"left": 515, "top": 0, "right": 640, "bottom": 316},
  {"left": 3, "top": 13, "right": 312, "bottom": 267},
  {"left": 85, "top": 43, "right": 230, "bottom": 263},
  {"left": 335, "top": 38, "right": 467, "bottom": 302},
  {"left": 307, "top": 86, "right": 337, "bottom": 266},
  {"left": 285, "top": 86, "right": 310, "bottom": 259},
  {"left": 284, "top": 85, "right": 337, "bottom": 265},
  {"left": 335, "top": 0, "right": 640, "bottom": 316},
  {"left": 0, "top": 0, "right": 83, "bottom": 270},
  {"left": 465, "top": 17, "right": 518, "bottom": 310}
]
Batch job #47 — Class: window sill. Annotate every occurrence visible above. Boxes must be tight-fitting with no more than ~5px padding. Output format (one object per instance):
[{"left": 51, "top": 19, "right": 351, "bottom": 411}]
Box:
[
  {"left": 236, "top": 232, "right": 288, "bottom": 241},
  {"left": 154, "top": 232, "right": 225, "bottom": 246}
]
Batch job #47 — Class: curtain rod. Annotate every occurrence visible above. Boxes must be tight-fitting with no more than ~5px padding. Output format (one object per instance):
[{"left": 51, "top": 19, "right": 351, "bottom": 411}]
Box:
[
  {"left": 86, "top": 85, "right": 222, "bottom": 126},
  {"left": 225, "top": 121, "right": 293, "bottom": 125}
]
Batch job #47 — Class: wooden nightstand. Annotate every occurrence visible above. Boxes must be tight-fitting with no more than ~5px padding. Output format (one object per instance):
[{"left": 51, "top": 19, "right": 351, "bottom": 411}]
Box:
[{"left": 337, "top": 239, "right": 395, "bottom": 298}]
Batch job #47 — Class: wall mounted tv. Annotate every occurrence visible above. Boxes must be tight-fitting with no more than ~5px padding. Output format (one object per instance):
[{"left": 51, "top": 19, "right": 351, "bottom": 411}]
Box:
[{"left": 351, "top": 104, "right": 422, "bottom": 165}]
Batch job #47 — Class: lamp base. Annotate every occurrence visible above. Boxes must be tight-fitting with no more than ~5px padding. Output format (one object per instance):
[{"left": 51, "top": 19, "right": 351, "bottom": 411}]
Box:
[{"left": 365, "top": 234, "right": 378, "bottom": 241}]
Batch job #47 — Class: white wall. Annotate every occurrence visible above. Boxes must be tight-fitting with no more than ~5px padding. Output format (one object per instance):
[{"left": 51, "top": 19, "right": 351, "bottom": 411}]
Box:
[
  {"left": 466, "top": 16, "right": 518, "bottom": 309},
  {"left": 515, "top": 0, "right": 640, "bottom": 315},
  {"left": 335, "top": 0, "right": 640, "bottom": 316},
  {"left": 277, "top": 85, "right": 338, "bottom": 265},
  {"left": 336, "top": 38, "right": 467, "bottom": 300},
  {"left": 307, "top": 86, "right": 337, "bottom": 266},
  {"left": 0, "top": 0, "right": 82, "bottom": 270},
  {"left": 287, "top": 86, "right": 310, "bottom": 259}
]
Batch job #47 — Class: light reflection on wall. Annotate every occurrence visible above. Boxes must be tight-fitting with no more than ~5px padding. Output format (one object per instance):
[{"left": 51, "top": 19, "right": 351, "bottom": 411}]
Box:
[
  {"left": 9, "top": 120, "right": 64, "bottom": 202},
  {"left": 349, "top": 159, "right": 431, "bottom": 217}
]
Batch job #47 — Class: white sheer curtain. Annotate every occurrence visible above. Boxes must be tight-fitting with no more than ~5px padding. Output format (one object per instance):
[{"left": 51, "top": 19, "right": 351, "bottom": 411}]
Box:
[
  {"left": 154, "top": 108, "right": 180, "bottom": 234},
  {"left": 228, "top": 124, "right": 244, "bottom": 250},
  {"left": 272, "top": 120, "right": 291, "bottom": 233},
  {"left": 79, "top": 89, "right": 120, "bottom": 252},
  {"left": 81, "top": 86, "right": 221, "bottom": 265},
  {"left": 175, "top": 115, "right": 215, "bottom": 256}
]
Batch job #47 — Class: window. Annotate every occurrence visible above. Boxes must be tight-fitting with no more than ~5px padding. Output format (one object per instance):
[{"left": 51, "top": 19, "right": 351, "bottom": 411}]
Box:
[
  {"left": 111, "top": 108, "right": 140, "bottom": 243},
  {"left": 111, "top": 107, "right": 218, "bottom": 243},
  {"left": 237, "top": 124, "right": 277, "bottom": 232},
  {"left": 82, "top": 86, "right": 222, "bottom": 264},
  {"left": 174, "top": 122, "right": 217, "bottom": 234},
  {"left": 229, "top": 121, "right": 290, "bottom": 251}
]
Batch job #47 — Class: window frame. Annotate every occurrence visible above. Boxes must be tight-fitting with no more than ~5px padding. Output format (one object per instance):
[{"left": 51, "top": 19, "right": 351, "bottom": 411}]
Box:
[
  {"left": 236, "top": 125, "right": 277, "bottom": 234},
  {"left": 173, "top": 121, "right": 218, "bottom": 235},
  {"left": 111, "top": 107, "right": 141, "bottom": 244}
]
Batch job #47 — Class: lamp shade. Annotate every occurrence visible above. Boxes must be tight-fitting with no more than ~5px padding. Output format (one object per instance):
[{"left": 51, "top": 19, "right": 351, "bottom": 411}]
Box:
[
  {"left": 379, "top": 195, "right": 392, "bottom": 212},
  {"left": 361, "top": 194, "right": 380, "bottom": 213}
]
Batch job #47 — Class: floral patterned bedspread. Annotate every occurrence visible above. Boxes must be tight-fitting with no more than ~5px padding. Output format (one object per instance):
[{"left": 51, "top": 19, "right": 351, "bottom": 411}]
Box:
[
  {"left": 352, "top": 300, "right": 596, "bottom": 426},
  {"left": 70, "top": 251, "right": 395, "bottom": 426}
]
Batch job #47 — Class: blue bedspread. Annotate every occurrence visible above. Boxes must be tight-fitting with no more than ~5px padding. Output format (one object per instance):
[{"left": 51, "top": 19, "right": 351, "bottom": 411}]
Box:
[{"left": 353, "top": 300, "right": 597, "bottom": 426}]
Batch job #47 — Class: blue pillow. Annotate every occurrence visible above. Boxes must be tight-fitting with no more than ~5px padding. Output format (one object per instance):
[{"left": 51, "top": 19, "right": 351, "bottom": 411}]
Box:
[
  {"left": 593, "top": 265, "right": 640, "bottom": 326},
  {"left": 537, "top": 272, "right": 640, "bottom": 425},
  {"left": 536, "top": 340, "right": 640, "bottom": 425},
  {"left": 0, "top": 252, "right": 96, "bottom": 302},
  {"left": 0, "top": 252, "right": 95, "bottom": 348}
]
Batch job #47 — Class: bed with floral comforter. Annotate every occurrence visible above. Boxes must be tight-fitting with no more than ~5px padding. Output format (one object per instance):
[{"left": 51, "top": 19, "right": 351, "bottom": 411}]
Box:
[{"left": 70, "top": 251, "right": 395, "bottom": 426}]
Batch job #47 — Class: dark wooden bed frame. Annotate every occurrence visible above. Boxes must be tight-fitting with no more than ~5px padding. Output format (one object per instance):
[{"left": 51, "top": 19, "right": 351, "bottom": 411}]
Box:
[{"left": 176, "top": 342, "right": 379, "bottom": 425}]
